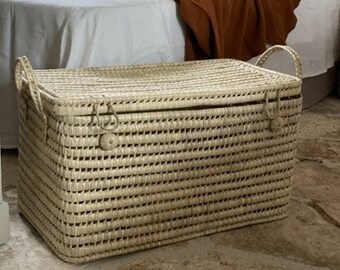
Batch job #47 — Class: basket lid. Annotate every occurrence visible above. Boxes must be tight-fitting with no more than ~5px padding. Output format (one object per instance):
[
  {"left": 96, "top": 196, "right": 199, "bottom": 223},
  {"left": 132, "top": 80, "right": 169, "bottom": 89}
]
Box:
[{"left": 15, "top": 46, "right": 302, "bottom": 117}]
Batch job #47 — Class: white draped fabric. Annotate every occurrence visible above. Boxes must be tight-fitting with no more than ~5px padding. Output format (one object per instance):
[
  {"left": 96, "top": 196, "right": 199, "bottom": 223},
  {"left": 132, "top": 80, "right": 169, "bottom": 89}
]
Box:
[
  {"left": 0, "top": 0, "right": 339, "bottom": 148},
  {"left": 256, "top": 0, "right": 340, "bottom": 78}
]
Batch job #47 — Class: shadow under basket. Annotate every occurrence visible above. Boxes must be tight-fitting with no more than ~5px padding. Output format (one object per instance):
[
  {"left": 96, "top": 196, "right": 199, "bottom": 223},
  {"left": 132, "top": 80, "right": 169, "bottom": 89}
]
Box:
[{"left": 16, "top": 45, "right": 302, "bottom": 263}]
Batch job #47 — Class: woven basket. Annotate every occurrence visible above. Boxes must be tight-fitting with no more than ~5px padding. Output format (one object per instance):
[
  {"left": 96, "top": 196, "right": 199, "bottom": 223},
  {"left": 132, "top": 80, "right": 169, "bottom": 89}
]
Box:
[{"left": 16, "top": 46, "right": 302, "bottom": 263}]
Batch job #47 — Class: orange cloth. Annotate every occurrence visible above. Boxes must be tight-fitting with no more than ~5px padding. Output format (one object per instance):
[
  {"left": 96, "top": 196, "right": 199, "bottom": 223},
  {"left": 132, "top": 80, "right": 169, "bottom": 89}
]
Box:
[{"left": 175, "top": 0, "right": 301, "bottom": 61}]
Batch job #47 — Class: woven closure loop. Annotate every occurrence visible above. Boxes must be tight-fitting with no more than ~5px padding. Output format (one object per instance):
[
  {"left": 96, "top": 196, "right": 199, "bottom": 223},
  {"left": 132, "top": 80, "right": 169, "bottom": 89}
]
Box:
[
  {"left": 255, "top": 45, "right": 302, "bottom": 80},
  {"left": 94, "top": 103, "right": 120, "bottom": 132},
  {"left": 15, "top": 56, "right": 48, "bottom": 141},
  {"left": 94, "top": 103, "right": 120, "bottom": 150},
  {"left": 264, "top": 91, "right": 283, "bottom": 133}
]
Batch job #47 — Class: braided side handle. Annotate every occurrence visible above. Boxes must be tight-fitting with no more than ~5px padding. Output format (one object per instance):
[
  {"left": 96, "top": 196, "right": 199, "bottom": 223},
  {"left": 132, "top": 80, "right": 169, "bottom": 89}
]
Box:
[
  {"left": 255, "top": 45, "right": 302, "bottom": 80},
  {"left": 15, "top": 56, "right": 48, "bottom": 141},
  {"left": 15, "top": 56, "right": 45, "bottom": 116}
]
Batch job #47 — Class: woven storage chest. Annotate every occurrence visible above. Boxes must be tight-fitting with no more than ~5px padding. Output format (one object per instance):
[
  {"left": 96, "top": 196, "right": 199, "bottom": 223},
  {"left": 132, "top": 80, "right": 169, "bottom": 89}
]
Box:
[{"left": 16, "top": 46, "right": 302, "bottom": 263}]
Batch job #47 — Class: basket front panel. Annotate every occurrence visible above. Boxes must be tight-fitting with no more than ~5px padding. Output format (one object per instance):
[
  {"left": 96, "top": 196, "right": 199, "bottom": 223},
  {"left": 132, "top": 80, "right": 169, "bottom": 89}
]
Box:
[{"left": 18, "top": 94, "right": 302, "bottom": 263}]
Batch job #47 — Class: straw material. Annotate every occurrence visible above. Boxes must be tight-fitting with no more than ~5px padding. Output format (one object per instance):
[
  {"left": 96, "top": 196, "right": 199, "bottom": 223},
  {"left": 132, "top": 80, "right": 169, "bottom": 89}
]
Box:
[{"left": 16, "top": 45, "right": 302, "bottom": 263}]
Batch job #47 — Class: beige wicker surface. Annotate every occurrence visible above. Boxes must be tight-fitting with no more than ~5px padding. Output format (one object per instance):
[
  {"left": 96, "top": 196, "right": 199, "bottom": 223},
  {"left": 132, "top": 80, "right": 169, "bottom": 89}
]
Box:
[{"left": 16, "top": 45, "right": 302, "bottom": 263}]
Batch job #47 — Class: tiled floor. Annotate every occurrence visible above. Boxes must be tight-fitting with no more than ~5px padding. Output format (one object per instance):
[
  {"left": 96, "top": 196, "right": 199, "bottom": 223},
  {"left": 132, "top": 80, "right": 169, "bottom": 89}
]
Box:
[{"left": 1, "top": 95, "right": 340, "bottom": 270}]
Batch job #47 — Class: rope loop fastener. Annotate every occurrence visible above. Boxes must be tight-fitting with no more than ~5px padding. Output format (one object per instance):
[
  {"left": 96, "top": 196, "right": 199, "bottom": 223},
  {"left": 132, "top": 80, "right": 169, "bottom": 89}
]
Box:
[
  {"left": 94, "top": 103, "right": 120, "bottom": 132},
  {"left": 94, "top": 103, "right": 120, "bottom": 150},
  {"left": 264, "top": 91, "right": 284, "bottom": 133}
]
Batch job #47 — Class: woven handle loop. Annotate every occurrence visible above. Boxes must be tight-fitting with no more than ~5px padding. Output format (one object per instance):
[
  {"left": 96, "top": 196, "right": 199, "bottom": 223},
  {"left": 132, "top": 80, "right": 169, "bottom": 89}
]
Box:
[
  {"left": 15, "top": 56, "right": 48, "bottom": 141},
  {"left": 255, "top": 45, "right": 302, "bottom": 80},
  {"left": 15, "top": 56, "right": 45, "bottom": 116}
]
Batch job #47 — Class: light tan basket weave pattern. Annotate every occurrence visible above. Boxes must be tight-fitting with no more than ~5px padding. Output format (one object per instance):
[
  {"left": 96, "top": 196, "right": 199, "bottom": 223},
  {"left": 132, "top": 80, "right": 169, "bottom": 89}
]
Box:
[{"left": 16, "top": 46, "right": 302, "bottom": 263}]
